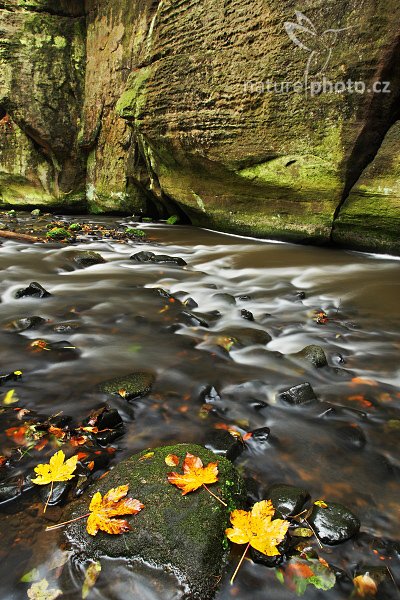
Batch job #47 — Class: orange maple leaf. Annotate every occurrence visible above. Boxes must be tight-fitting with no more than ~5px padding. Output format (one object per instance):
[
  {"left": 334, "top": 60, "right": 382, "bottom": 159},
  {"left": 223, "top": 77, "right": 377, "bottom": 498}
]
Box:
[
  {"left": 167, "top": 452, "right": 218, "bottom": 495},
  {"left": 86, "top": 484, "right": 144, "bottom": 536}
]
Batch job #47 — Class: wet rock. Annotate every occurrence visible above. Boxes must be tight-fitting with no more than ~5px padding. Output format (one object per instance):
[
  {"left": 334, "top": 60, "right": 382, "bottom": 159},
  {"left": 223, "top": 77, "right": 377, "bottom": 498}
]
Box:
[
  {"left": 31, "top": 209, "right": 41, "bottom": 216},
  {"left": 0, "top": 481, "right": 21, "bottom": 505},
  {"left": 277, "top": 382, "right": 317, "bottom": 405},
  {"left": 205, "top": 429, "right": 244, "bottom": 461},
  {"left": 247, "top": 427, "right": 271, "bottom": 447},
  {"left": 250, "top": 539, "right": 289, "bottom": 567},
  {"left": 296, "top": 291, "right": 306, "bottom": 300},
  {"left": 73, "top": 251, "right": 105, "bottom": 268},
  {"left": 240, "top": 308, "right": 254, "bottom": 321},
  {"left": 4, "top": 316, "right": 46, "bottom": 332},
  {"left": 309, "top": 502, "right": 360, "bottom": 545},
  {"left": 15, "top": 282, "right": 51, "bottom": 299},
  {"left": 218, "top": 327, "right": 271, "bottom": 346},
  {"left": 266, "top": 484, "right": 311, "bottom": 518},
  {"left": 179, "top": 310, "right": 210, "bottom": 328},
  {"left": 199, "top": 385, "right": 221, "bottom": 405},
  {"left": 130, "top": 251, "right": 187, "bottom": 266},
  {"left": 238, "top": 295, "right": 251, "bottom": 301},
  {"left": 95, "top": 425, "right": 125, "bottom": 447},
  {"left": 64, "top": 444, "right": 246, "bottom": 600},
  {"left": 39, "top": 481, "right": 70, "bottom": 506},
  {"left": 183, "top": 297, "right": 198, "bottom": 309},
  {"left": 98, "top": 372, "right": 155, "bottom": 401},
  {"left": 293, "top": 345, "right": 328, "bottom": 368}
]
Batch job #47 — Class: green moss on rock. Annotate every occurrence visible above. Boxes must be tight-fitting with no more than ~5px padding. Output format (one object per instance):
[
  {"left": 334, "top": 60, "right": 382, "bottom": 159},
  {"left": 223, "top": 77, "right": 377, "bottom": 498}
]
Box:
[{"left": 63, "top": 444, "right": 246, "bottom": 600}]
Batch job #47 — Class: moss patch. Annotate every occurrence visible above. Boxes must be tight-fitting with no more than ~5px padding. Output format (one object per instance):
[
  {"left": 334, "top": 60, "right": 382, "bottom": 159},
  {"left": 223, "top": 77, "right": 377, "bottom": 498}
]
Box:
[{"left": 63, "top": 444, "right": 246, "bottom": 600}]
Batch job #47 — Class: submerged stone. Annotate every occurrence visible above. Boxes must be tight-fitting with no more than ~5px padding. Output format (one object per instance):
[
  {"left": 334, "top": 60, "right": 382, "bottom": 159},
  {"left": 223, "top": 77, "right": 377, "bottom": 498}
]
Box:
[
  {"left": 73, "top": 251, "right": 105, "bottom": 268},
  {"left": 15, "top": 282, "right": 51, "bottom": 299},
  {"left": 3, "top": 316, "right": 46, "bottom": 332},
  {"left": 309, "top": 502, "right": 361, "bottom": 545},
  {"left": 205, "top": 429, "right": 244, "bottom": 461},
  {"left": 98, "top": 372, "right": 155, "bottom": 400},
  {"left": 293, "top": 345, "right": 328, "bottom": 368},
  {"left": 63, "top": 444, "right": 246, "bottom": 600}
]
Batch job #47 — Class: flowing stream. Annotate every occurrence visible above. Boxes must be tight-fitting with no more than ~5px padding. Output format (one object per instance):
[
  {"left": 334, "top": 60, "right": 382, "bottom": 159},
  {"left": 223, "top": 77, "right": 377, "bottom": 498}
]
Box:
[{"left": 0, "top": 214, "right": 399, "bottom": 599}]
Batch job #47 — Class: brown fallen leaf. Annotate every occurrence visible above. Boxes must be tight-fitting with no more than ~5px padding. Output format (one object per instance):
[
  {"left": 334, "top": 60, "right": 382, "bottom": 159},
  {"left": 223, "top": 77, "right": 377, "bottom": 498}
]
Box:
[{"left": 86, "top": 484, "right": 144, "bottom": 536}]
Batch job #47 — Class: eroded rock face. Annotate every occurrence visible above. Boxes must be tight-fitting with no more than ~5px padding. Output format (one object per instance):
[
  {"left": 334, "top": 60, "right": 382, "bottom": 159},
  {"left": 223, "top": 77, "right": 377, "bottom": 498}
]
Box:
[
  {"left": 1, "top": 0, "right": 400, "bottom": 253},
  {"left": 0, "top": 1, "right": 86, "bottom": 208},
  {"left": 63, "top": 443, "right": 246, "bottom": 600},
  {"left": 115, "top": 0, "right": 400, "bottom": 251}
]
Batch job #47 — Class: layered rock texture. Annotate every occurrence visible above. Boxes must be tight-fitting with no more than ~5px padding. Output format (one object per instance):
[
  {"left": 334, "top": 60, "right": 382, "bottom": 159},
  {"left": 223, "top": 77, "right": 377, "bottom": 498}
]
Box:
[{"left": 1, "top": 0, "right": 399, "bottom": 253}]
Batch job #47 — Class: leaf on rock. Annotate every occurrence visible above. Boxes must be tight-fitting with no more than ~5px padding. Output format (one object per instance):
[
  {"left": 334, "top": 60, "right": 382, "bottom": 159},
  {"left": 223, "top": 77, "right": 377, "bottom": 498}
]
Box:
[
  {"left": 82, "top": 560, "right": 101, "bottom": 599},
  {"left": 167, "top": 452, "right": 218, "bottom": 495},
  {"left": 86, "top": 484, "right": 144, "bottom": 536},
  {"left": 27, "top": 578, "right": 62, "bottom": 600},
  {"left": 164, "top": 454, "right": 180, "bottom": 467},
  {"left": 353, "top": 574, "right": 378, "bottom": 597},
  {"left": 314, "top": 500, "right": 328, "bottom": 508},
  {"left": 32, "top": 450, "right": 78, "bottom": 485},
  {"left": 225, "top": 499, "right": 290, "bottom": 556}
]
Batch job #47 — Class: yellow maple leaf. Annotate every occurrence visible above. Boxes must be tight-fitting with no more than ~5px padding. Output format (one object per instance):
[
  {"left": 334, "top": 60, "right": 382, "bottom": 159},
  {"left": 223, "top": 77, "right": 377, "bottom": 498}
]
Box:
[
  {"left": 226, "top": 500, "right": 290, "bottom": 584},
  {"left": 32, "top": 450, "right": 78, "bottom": 486},
  {"left": 353, "top": 574, "right": 378, "bottom": 597},
  {"left": 226, "top": 499, "right": 290, "bottom": 556},
  {"left": 86, "top": 484, "right": 144, "bottom": 536},
  {"left": 167, "top": 452, "right": 218, "bottom": 495}
]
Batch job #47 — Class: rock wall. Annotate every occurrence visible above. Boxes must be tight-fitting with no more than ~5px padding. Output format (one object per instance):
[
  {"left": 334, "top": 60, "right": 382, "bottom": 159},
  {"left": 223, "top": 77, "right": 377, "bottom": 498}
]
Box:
[
  {"left": 0, "top": 0, "right": 399, "bottom": 253},
  {"left": 0, "top": 0, "right": 86, "bottom": 209}
]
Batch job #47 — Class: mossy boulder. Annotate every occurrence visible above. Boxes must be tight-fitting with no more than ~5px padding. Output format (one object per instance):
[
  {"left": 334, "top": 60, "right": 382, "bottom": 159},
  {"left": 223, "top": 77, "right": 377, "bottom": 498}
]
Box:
[
  {"left": 98, "top": 371, "right": 155, "bottom": 400},
  {"left": 292, "top": 345, "right": 328, "bottom": 368},
  {"left": 63, "top": 443, "right": 246, "bottom": 600}
]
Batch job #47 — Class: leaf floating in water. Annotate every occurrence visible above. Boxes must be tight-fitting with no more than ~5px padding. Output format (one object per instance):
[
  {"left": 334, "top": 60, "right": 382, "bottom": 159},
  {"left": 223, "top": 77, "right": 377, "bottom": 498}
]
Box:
[
  {"left": 30, "top": 339, "right": 51, "bottom": 352},
  {"left": 81, "top": 560, "right": 102, "bottom": 599},
  {"left": 277, "top": 556, "right": 336, "bottom": 596},
  {"left": 86, "top": 485, "right": 144, "bottom": 536},
  {"left": 20, "top": 568, "right": 40, "bottom": 583},
  {"left": 3, "top": 389, "right": 19, "bottom": 405},
  {"left": 353, "top": 573, "right": 378, "bottom": 597},
  {"left": 27, "top": 578, "right": 62, "bottom": 600}
]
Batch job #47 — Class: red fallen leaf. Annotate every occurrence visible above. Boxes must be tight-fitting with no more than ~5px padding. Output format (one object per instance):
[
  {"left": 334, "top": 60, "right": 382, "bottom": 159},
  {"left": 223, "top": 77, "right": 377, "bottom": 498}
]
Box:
[
  {"left": 313, "top": 310, "right": 329, "bottom": 324},
  {"left": 0, "top": 456, "right": 7, "bottom": 467},
  {"left": 35, "top": 438, "right": 48, "bottom": 451},
  {"left": 98, "top": 471, "right": 110, "bottom": 480},
  {"left": 88, "top": 461, "right": 95, "bottom": 471},
  {"left": 348, "top": 395, "right": 373, "bottom": 408},
  {"left": 6, "top": 425, "right": 28, "bottom": 444},
  {"left": 243, "top": 432, "right": 253, "bottom": 441},
  {"left": 77, "top": 452, "right": 89, "bottom": 461},
  {"left": 106, "top": 447, "right": 116, "bottom": 454}
]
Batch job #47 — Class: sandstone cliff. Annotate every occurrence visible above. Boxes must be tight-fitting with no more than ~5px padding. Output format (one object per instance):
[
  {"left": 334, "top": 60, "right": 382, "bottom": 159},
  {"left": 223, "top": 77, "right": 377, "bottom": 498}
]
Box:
[{"left": 1, "top": 0, "right": 399, "bottom": 253}]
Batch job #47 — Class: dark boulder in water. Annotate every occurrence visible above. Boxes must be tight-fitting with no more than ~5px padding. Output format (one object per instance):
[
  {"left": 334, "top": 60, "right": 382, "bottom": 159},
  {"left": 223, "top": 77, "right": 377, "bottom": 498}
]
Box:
[
  {"left": 130, "top": 251, "right": 187, "bottom": 266},
  {"left": 277, "top": 382, "right": 317, "bottom": 405},
  {"left": 98, "top": 372, "right": 155, "bottom": 401},
  {"left": 73, "top": 251, "right": 105, "bottom": 268},
  {"left": 15, "top": 282, "right": 51, "bottom": 299},
  {"left": 308, "top": 502, "right": 361, "bottom": 544},
  {"left": 266, "top": 483, "right": 311, "bottom": 518}
]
